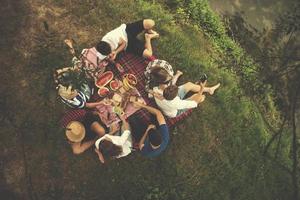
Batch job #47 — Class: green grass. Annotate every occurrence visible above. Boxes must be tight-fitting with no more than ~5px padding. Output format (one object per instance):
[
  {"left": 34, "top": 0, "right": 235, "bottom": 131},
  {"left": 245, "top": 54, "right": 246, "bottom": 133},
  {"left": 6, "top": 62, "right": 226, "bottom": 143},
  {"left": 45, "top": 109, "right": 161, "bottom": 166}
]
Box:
[{"left": 0, "top": 0, "right": 294, "bottom": 199}]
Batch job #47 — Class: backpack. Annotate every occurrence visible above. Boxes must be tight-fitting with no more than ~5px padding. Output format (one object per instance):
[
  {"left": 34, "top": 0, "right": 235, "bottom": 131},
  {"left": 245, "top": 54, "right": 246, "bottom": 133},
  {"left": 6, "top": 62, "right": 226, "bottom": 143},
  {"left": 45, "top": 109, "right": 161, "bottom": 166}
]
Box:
[{"left": 80, "top": 47, "right": 109, "bottom": 79}]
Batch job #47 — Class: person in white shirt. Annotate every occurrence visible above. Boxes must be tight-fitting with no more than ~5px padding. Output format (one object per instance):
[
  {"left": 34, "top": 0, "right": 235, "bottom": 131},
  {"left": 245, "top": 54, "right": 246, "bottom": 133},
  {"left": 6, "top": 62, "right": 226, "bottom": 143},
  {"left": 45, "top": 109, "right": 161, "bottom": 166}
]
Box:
[
  {"left": 151, "top": 81, "right": 221, "bottom": 118},
  {"left": 94, "top": 113, "right": 132, "bottom": 163},
  {"left": 95, "top": 19, "right": 159, "bottom": 61}
]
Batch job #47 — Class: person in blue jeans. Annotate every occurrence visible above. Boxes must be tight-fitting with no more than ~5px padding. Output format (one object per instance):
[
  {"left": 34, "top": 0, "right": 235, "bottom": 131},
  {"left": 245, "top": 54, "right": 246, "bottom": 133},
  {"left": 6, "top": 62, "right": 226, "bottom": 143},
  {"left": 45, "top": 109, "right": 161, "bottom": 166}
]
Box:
[{"left": 129, "top": 100, "right": 169, "bottom": 158}]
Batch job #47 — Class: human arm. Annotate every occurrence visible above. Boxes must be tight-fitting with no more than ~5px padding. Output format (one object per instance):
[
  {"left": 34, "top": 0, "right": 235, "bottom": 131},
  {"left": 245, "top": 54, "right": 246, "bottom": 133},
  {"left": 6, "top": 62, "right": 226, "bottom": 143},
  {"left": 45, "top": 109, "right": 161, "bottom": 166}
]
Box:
[
  {"left": 171, "top": 70, "right": 183, "bottom": 85},
  {"left": 71, "top": 138, "right": 97, "bottom": 155},
  {"left": 109, "top": 38, "right": 126, "bottom": 61},
  {"left": 133, "top": 101, "right": 166, "bottom": 125},
  {"left": 94, "top": 148, "right": 105, "bottom": 164},
  {"left": 85, "top": 101, "right": 104, "bottom": 108},
  {"left": 119, "top": 113, "right": 129, "bottom": 132},
  {"left": 138, "top": 125, "right": 154, "bottom": 150},
  {"left": 64, "top": 39, "right": 76, "bottom": 56},
  {"left": 115, "top": 113, "right": 131, "bottom": 144},
  {"left": 108, "top": 123, "right": 120, "bottom": 135},
  {"left": 148, "top": 89, "right": 164, "bottom": 100}
]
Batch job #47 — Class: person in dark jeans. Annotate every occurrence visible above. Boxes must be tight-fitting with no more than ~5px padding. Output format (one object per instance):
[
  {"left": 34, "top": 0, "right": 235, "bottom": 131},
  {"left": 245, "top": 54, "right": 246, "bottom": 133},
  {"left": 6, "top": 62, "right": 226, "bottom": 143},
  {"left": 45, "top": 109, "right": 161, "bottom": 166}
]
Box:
[
  {"left": 128, "top": 101, "right": 170, "bottom": 158},
  {"left": 96, "top": 19, "right": 159, "bottom": 61}
]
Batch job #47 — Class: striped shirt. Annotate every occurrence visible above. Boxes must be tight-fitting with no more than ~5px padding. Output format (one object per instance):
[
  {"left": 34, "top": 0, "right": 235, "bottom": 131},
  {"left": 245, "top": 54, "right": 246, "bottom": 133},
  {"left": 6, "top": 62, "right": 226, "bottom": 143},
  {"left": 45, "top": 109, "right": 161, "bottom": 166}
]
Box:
[{"left": 60, "top": 83, "right": 92, "bottom": 109}]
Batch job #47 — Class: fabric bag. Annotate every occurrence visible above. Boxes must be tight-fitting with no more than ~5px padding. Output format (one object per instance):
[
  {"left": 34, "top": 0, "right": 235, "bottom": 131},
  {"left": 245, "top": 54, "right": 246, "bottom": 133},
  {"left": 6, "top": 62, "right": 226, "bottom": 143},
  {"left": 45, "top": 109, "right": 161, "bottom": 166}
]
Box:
[{"left": 80, "top": 47, "right": 109, "bottom": 79}]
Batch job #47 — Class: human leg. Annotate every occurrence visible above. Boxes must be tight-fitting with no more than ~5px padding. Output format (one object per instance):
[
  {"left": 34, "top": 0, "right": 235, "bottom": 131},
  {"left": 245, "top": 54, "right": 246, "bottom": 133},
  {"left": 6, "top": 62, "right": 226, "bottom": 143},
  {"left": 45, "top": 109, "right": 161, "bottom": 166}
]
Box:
[
  {"left": 90, "top": 122, "right": 106, "bottom": 137},
  {"left": 126, "top": 19, "right": 156, "bottom": 37},
  {"left": 182, "top": 82, "right": 202, "bottom": 93},
  {"left": 182, "top": 81, "right": 220, "bottom": 95},
  {"left": 128, "top": 115, "right": 148, "bottom": 142},
  {"left": 143, "top": 19, "right": 155, "bottom": 30},
  {"left": 142, "top": 33, "right": 159, "bottom": 58},
  {"left": 126, "top": 19, "right": 159, "bottom": 58},
  {"left": 202, "top": 83, "right": 220, "bottom": 95}
]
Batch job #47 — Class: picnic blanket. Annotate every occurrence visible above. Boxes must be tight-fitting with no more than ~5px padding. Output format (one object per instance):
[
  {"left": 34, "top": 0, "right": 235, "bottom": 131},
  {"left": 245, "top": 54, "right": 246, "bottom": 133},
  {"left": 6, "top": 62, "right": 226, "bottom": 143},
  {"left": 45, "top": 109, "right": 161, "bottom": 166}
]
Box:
[{"left": 60, "top": 52, "right": 192, "bottom": 129}]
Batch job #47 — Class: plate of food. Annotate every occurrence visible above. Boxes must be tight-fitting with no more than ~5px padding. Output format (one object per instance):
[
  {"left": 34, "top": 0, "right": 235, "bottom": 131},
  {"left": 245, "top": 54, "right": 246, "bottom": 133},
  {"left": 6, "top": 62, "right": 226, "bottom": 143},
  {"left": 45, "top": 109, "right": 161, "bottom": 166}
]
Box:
[
  {"left": 110, "top": 79, "right": 120, "bottom": 91},
  {"left": 122, "top": 73, "right": 137, "bottom": 90},
  {"left": 98, "top": 87, "right": 110, "bottom": 97},
  {"left": 95, "top": 71, "right": 114, "bottom": 88}
]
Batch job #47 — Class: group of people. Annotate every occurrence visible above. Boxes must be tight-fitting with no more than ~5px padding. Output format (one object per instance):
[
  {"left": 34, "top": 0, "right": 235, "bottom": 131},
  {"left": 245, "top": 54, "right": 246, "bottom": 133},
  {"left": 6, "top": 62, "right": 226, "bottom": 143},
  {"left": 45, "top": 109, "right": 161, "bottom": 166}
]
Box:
[{"left": 56, "top": 19, "right": 220, "bottom": 164}]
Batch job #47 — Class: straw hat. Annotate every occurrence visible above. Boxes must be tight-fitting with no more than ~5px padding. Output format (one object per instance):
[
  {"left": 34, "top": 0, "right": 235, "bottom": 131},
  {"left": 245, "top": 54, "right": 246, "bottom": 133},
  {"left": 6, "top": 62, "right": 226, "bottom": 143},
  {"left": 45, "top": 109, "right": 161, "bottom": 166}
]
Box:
[
  {"left": 65, "top": 121, "right": 86, "bottom": 142},
  {"left": 58, "top": 85, "right": 78, "bottom": 100}
]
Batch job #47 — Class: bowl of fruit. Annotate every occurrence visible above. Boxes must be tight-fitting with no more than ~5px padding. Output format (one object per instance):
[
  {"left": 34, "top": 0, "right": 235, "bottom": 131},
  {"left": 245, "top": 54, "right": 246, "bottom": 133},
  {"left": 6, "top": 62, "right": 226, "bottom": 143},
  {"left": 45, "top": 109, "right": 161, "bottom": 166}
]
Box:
[{"left": 122, "top": 73, "right": 137, "bottom": 91}]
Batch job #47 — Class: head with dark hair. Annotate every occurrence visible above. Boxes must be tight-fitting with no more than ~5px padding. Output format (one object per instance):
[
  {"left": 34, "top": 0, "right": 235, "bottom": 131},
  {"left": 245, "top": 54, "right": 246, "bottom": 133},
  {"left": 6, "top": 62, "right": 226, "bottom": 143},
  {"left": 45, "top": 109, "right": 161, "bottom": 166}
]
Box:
[
  {"left": 163, "top": 85, "right": 178, "bottom": 100},
  {"left": 96, "top": 41, "right": 111, "bottom": 56},
  {"left": 99, "top": 139, "right": 122, "bottom": 158},
  {"left": 56, "top": 69, "right": 86, "bottom": 91},
  {"left": 150, "top": 67, "right": 172, "bottom": 85},
  {"left": 148, "top": 128, "right": 162, "bottom": 147}
]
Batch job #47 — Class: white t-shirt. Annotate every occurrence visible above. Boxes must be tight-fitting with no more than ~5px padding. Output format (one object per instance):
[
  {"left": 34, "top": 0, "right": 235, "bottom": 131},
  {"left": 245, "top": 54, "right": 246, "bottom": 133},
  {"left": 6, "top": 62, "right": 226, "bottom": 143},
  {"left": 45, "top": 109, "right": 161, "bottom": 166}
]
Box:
[
  {"left": 102, "top": 24, "right": 128, "bottom": 52},
  {"left": 153, "top": 87, "right": 198, "bottom": 118},
  {"left": 95, "top": 130, "right": 132, "bottom": 158}
]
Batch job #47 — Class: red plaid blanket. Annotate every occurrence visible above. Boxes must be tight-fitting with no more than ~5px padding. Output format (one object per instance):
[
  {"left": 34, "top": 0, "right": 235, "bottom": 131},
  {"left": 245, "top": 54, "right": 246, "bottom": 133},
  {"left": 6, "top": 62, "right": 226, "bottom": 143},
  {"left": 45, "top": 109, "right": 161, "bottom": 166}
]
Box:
[{"left": 60, "top": 52, "right": 192, "bottom": 128}]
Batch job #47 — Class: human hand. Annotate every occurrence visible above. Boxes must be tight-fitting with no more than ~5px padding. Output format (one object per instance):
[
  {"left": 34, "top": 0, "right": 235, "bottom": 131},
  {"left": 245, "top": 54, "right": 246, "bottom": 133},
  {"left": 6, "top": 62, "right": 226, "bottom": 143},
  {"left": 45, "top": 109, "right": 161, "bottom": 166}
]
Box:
[
  {"left": 176, "top": 70, "right": 183, "bottom": 76},
  {"left": 199, "top": 80, "right": 207, "bottom": 88},
  {"left": 132, "top": 100, "right": 144, "bottom": 109},
  {"left": 109, "top": 123, "right": 120, "bottom": 134},
  {"left": 94, "top": 148, "right": 105, "bottom": 163},
  {"left": 109, "top": 51, "right": 117, "bottom": 61}
]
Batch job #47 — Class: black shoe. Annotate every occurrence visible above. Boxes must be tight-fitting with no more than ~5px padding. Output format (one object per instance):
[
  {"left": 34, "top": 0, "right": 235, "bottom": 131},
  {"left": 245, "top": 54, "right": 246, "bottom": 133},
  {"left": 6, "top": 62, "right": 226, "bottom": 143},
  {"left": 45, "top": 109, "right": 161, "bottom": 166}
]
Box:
[{"left": 199, "top": 73, "right": 208, "bottom": 83}]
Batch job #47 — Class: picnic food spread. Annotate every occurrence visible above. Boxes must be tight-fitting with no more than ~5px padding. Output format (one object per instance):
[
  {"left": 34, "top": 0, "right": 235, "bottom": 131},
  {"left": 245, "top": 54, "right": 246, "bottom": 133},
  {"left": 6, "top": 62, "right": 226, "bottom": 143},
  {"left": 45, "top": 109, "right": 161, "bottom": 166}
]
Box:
[{"left": 58, "top": 19, "right": 211, "bottom": 162}]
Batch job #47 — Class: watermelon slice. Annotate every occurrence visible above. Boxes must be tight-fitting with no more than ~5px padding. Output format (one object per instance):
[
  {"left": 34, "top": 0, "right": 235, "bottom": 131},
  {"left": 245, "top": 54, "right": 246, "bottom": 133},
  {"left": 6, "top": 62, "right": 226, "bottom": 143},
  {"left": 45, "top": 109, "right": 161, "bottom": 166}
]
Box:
[
  {"left": 110, "top": 80, "right": 120, "bottom": 91},
  {"left": 95, "top": 71, "right": 113, "bottom": 88},
  {"left": 98, "top": 87, "right": 110, "bottom": 97}
]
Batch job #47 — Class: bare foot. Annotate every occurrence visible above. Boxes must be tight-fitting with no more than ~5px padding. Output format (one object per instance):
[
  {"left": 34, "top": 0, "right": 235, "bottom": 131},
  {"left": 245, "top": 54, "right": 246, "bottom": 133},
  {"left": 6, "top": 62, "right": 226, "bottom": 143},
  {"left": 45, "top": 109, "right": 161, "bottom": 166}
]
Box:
[
  {"left": 209, "top": 83, "right": 220, "bottom": 95},
  {"left": 147, "top": 29, "right": 159, "bottom": 35},
  {"left": 145, "top": 32, "right": 159, "bottom": 40}
]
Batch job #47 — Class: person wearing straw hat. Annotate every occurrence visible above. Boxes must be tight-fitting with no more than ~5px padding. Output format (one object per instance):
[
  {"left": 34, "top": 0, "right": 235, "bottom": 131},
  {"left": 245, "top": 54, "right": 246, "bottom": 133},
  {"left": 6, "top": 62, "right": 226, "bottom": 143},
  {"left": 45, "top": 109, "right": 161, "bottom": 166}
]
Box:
[{"left": 66, "top": 112, "right": 108, "bottom": 155}]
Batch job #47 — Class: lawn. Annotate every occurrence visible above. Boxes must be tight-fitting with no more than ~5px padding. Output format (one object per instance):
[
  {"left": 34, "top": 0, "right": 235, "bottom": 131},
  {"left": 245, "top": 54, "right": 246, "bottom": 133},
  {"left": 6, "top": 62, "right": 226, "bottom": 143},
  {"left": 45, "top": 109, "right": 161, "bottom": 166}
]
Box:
[{"left": 0, "top": 0, "right": 293, "bottom": 199}]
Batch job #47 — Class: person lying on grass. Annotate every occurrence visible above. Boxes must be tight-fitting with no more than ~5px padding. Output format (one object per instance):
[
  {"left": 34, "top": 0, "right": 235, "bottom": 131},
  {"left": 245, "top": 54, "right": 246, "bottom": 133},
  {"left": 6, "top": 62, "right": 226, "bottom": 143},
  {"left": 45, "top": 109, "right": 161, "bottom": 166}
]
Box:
[
  {"left": 150, "top": 79, "right": 220, "bottom": 118},
  {"left": 128, "top": 100, "right": 170, "bottom": 158},
  {"left": 94, "top": 113, "right": 132, "bottom": 164},
  {"left": 96, "top": 19, "right": 159, "bottom": 61}
]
